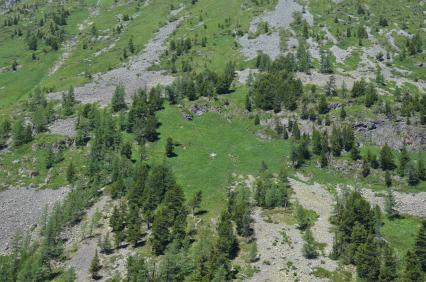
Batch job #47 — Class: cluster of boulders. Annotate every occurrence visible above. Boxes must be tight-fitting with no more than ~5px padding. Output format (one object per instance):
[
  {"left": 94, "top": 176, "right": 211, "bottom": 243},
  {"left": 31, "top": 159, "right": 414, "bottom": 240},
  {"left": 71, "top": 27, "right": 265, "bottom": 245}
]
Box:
[{"left": 353, "top": 119, "right": 426, "bottom": 151}]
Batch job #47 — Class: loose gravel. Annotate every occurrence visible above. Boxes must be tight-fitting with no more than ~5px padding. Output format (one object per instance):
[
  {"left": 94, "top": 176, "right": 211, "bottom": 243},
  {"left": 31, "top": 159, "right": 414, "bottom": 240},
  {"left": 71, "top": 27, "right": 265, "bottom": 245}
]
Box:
[
  {"left": 238, "top": 32, "right": 281, "bottom": 60},
  {"left": 48, "top": 16, "right": 183, "bottom": 105},
  {"left": 239, "top": 0, "right": 312, "bottom": 60},
  {"left": 0, "top": 186, "right": 69, "bottom": 254},
  {"left": 289, "top": 177, "right": 335, "bottom": 255},
  {"left": 48, "top": 117, "right": 77, "bottom": 137},
  {"left": 249, "top": 208, "right": 337, "bottom": 282}
]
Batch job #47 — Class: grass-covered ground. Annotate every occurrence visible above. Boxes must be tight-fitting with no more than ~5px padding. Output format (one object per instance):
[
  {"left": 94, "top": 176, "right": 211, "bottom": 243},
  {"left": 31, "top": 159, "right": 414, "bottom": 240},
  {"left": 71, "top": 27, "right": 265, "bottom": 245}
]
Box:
[
  {"left": 0, "top": 0, "right": 98, "bottom": 109},
  {"left": 309, "top": 0, "right": 425, "bottom": 81},
  {"left": 157, "top": 0, "right": 277, "bottom": 74},
  {"left": 0, "top": 0, "right": 181, "bottom": 111},
  {"left": 382, "top": 216, "right": 422, "bottom": 259},
  {"left": 42, "top": 0, "right": 179, "bottom": 92},
  {"left": 148, "top": 89, "right": 290, "bottom": 214},
  {"left": 0, "top": 133, "right": 86, "bottom": 190}
]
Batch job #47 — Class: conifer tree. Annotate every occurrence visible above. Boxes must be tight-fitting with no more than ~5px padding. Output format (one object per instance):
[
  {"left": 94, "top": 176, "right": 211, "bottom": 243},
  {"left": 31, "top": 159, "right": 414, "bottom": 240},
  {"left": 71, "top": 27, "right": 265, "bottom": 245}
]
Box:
[
  {"left": 385, "top": 188, "right": 398, "bottom": 219},
  {"left": 398, "top": 147, "right": 410, "bottom": 176},
  {"left": 189, "top": 191, "right": 202, "bottom": 216},
  {"left": 127, "top": 255, "right": 150, "bottom": 281},
  {"left": 292, "top": 122, "right": 301, "bottom": 140},
  {"left": 414, "top": 221, "right": 426, "bottom": 272},
  {"left": 100, "top": 233, "right": 112, "bottom": 254},
  {"left": 66, "top": 162, "right": 76, "bottom": 183},
  {"left": 407, "top": 162, "right": 420, "bottom": 186},
  {"left": 312, "top": 127, "right": 322, "bottom": 155},
  {"left": 217, "top": 61, "right": 235, "bottom": 94},
  {"left": 340, "top": 106, "right": 346, "bottom": 120},
  {"left": 303, "top": 228, "right": 318, "bottom": 259},
  {"left": 346, "top": 222, "right": 368, "bottom": 263},
  {"left": 150, "top": 207, "right": 170, "bottom": 255},
  {"left": 325, "top": 75, "right": 337, "bottom": 96},
  {"left": 127, "top": 204, "right": 142, "bottom": 246},
  {"left": 45, "top": 145, "right": 55, "bottom": 169},
  {"left": 330, "top": 125, "right": 342, "bottom": 156},
  {"left": 362, "top": 159, "right": 370, "bottom": 177},
  {"left": 365, "top": 83, "right": 378, "bottom": 107},
  {"left": 418, "top": 159, "right": 426, "bottom": 181},
  {"left": 165, "top": 137, "right": 175, "bottom": 157},
  {"left": 351, "top": 78, "right": 367, "bottom": 98},
  {"left": 89, "top": 250, "right": 101, "bottom": 279},
  {"left": 295, "top": 204, "right": 311, "bottom": 231},
  {"left": 318, "top": 95, "right": 329, "bottom": 114},
  {"left": 385, "top": 171, "right": 392, "bottom": 187},
  {"left": 128, "top": 37, "right": 135, "bottom": 54},
  {"left": 112, "top": 83, "right": 127, "bottom": 112},
  {"left": 354, "top": 235, "right": 381, "bottom": 281},
  {"left": 254, "top": 114, "right": 260, "bottom": 125},
  {"left": 163, "top": 185, "right": 187, "bottom": 243},
  {"left": 380, "top": 144, "right": 395, "bottom": 171},
  {"left": 404, "top": 251, "right": 423, "bottom": 282},
  {"left": 12, "top": 120, "right": 32, "bottom": 147},
  {"left": 216, "top": 210, "right": 238, "bottom": 259},
  {"left": 320, "top": 50, "right": 333, "bottom": 74},
  {"left": 110, "top": 205, "right": 126, "bottom": 247},
  {"left": 62, "top": 86, "right": 76, "bottom": 116},
  {"left": 120, "top": 141, "right": 132, "bottom": 160},
  {"left": 379, "top": 244, "right": 398, "bottom": 282},
  {"left": 245, "top": 94, "right": 252, "bottom": 112},
  {"left": 297, "top": 42, "right": 311, "bottom": 72}
]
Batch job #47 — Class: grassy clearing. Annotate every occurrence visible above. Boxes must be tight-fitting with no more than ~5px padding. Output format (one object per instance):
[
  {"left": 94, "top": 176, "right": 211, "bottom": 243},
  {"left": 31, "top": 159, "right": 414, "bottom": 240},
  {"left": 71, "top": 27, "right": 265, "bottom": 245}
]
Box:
[
  {"left": 312, "top": 266, "right": 353, "bottom": 282},
  {"left": 381, "top": 216, "right": 422, "bottom": 259},
  {"left": 261, "top": 207, "right": 296, "bottom": 225},
  {"left": 146, "top": 90, "right": 289, "bottom": 215}
]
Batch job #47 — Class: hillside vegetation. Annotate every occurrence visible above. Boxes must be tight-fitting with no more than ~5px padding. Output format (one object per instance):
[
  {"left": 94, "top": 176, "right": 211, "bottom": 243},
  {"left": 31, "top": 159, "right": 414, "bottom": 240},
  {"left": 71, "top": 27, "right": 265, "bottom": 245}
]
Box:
[{"left": 0, "top": 0, "right": 425, "bottom": 281}]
